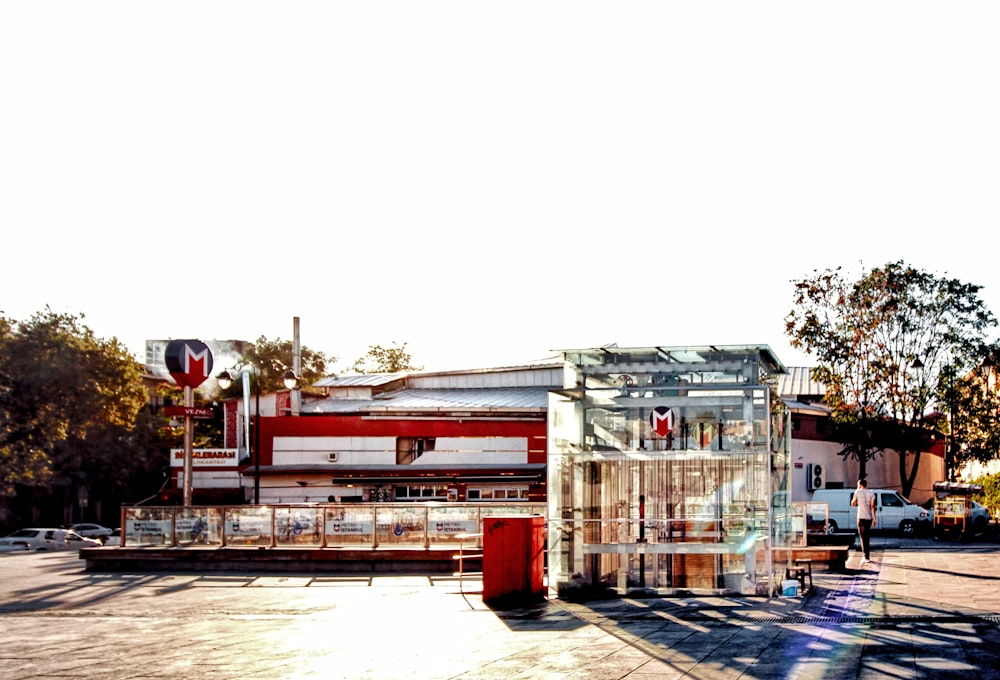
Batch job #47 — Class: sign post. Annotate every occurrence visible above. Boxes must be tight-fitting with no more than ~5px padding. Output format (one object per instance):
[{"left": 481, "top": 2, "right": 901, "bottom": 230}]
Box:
[{"left": 164, "top": 340, "right": 214, "bottom": 507}]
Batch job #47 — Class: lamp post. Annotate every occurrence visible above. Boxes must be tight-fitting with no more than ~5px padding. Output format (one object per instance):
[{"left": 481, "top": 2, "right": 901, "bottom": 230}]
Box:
[
  {"left": 282, "top": 369, "right": 299, "bottom": 398},
  {"left": 218, "top": 366, "right": 262, "bottom": 505},
  {"left": 218, "top": 364, "right": 300, "bottom": 504}
]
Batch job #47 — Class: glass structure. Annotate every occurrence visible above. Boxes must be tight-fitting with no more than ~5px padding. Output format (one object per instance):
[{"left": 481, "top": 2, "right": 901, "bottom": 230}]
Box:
[{"left": 547, "top": 345, "right": 792, "bottom": 597}]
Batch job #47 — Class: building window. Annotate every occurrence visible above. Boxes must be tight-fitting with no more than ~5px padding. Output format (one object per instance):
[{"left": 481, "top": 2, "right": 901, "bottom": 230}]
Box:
[
  {"left": 467, "top": 486, "right": 529, "bottom": 501},
  {"left": 396, "top": 437, "right": 436, "bottom": 465},
  {"left": 394, "top": 485, "right": 448, "bottom": 501}
]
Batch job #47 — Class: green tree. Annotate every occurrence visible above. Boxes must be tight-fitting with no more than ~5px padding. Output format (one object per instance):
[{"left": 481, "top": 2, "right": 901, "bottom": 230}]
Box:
[
  {"left": 969, "top": 472, "right": 1000, "bottom": 519},
  {"left": 350, "top": 341, "right": 422, "bottom": 374},
  {"left": 0, "top": 309, "right": 148, "bottom": 500},
  {"left": 785, "top": 262, "right": 997, "bottom": 496},
  {"left": 941, "top": 358, "right": 1000, "bottom": 476},
  {"left": 217, "top": 336, "right": 332, "bottom": 398}
]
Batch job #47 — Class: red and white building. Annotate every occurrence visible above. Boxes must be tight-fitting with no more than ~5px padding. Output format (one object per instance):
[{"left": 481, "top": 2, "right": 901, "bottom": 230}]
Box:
[{"left": 218, "top": 362, "right": 557, "bottom": 505}]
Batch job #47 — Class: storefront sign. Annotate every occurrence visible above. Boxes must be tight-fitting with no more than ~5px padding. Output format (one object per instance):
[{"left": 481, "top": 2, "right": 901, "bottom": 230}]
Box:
[{"left": 170, "top": 448, "right": 239, "bottom": 467}]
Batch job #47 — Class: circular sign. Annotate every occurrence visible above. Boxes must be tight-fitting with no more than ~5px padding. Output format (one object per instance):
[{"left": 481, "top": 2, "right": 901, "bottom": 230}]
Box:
[
  {"left": 649, "top": 406, "right": 675, "bottom": 438},
  {"left": 164, "top": 339, "right": 214, "bottom": 389}
]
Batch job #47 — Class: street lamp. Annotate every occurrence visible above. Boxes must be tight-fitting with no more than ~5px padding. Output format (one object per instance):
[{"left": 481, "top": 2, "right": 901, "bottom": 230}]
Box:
[{"left": 217, "top": 366, "right": 262, "bottom": 505}]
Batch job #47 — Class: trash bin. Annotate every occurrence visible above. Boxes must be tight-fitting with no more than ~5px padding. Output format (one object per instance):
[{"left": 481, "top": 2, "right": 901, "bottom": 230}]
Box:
[{"left": 481, "top": 515, "right": 545, "bottom": 604}]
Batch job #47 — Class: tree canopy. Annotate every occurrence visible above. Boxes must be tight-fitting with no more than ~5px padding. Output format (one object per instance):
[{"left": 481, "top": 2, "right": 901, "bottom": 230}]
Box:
[
  {"left": 0, "top": 309, "right": 148, "bottom": 498},
  {"left": 217, "top": 336, "right": 332, "bottom": 397},
  {"left": 350, "top": 342, "right": 423, "bottom": 374},
  {"left": 785, "top": 261, "right": 998, "bottom": 494}
]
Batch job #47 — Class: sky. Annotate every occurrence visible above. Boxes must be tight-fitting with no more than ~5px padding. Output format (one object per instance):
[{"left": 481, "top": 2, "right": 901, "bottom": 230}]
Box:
[{"left": 3, "top": 3, "right": 999, "bottom": 375}]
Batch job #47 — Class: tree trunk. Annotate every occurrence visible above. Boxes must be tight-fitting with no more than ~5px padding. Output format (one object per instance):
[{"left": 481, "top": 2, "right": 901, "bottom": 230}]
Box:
[{"left": 898, "top": 450, "right": 921, "bottom": 498}]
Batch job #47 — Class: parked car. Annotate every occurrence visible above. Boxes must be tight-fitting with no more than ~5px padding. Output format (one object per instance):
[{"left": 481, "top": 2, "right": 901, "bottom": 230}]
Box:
[
  {"left": 0, "top": 528, "right": 102, "bottom": 551},
  {"left": 922, "top": 498, "right": 992, "bottom": 535},
  {"left": 69, "top": 523, "right": 114, "bottom": 541},
  {"left": 103, "top": 528, "right": 121, "bottom": 546},
  {"left": 811, "top": 488, "right": 930, "bottom": 535},
  {"left": 0, "top": 536, "right": 30, "bottom": 552}
]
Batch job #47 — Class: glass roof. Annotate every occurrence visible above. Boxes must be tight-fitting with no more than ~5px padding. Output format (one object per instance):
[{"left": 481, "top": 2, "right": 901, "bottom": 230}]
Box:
[{"left": 555, "top": 344, "right": 787, "bottom": 375}]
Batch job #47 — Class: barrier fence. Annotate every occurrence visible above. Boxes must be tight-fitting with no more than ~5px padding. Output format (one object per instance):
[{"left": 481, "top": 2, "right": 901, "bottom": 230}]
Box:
[{"left": 119, "top": 503, "right": 545, "bottom": 550}]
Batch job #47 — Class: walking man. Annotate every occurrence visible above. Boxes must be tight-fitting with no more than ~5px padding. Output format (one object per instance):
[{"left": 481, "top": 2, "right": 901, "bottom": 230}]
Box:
[{"left": 851, "top": 478, "right": 877, "bottom": 564}]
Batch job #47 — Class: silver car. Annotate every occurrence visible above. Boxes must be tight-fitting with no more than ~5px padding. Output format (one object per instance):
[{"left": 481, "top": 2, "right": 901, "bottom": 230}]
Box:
[
  {"left": 69, "top": 523, "right": 114, "bottom": 541},
  {"left": 0, "top": 528, "right": 101, "bottom": 551}
]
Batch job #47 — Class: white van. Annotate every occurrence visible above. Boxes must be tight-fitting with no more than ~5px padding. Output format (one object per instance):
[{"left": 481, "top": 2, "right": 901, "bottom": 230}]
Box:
[{"left": 811, "top": 488, "right": 929, "bottom": 535}]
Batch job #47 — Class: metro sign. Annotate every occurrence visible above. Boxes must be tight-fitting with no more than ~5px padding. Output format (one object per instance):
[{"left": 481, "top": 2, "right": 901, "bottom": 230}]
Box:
[
  {"left": 164, "top": 339, "right": 214, "bottom": 389},
  {"left": 649, "top": 406, "right": 675, "bottom": 438}
]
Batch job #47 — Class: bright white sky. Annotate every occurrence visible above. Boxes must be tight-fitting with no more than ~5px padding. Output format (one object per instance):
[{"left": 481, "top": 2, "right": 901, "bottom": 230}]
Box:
[{"left": 3, "top": 3, "right": 999, "bottom": 374}]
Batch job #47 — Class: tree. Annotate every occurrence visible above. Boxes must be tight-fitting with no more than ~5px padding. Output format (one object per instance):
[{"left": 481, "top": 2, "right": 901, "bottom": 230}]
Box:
[
  {"left": 0, "top": 309, "right": 148, "bottom": 501},
  {"left": 217, "top": 336, "right": 332, "bottom": 398},
  {"left": 350, "top": 342, "right": 422, "bottom": 374},
  {"left": 941, "top": 357, "right": 1000, "bottom": 476},
  {"left": 968, "top": 472, "right": 1000, "bottom": 518},
  {"left": 785, "top": 261, "right": 997, "bottom": 496}
]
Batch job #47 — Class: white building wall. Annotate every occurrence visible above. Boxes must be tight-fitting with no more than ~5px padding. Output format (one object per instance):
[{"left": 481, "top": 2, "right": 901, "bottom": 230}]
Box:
[
  {"left": 413, "top": 437, "right": 528, "bottom": 465},
  {"left": 272, "top": 436, "right": 530, "bottom": 466},
  {"left": 178, "top": 470, "right": 243, "bottom": 489},
  {"left": 793, "top": 439, "right": 944, "bottom": 505},
  {"left": 273, "top": 437, "right": 397, "bottom": 465}
]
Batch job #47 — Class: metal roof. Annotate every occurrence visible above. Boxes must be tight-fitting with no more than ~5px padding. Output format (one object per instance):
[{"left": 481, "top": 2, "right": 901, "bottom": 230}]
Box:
[
  {"left": 778, "top": 366, "right": 827, "bottom": 398},
  {"left": 313, "top": 373, "right": 406, "bottom": 388},
  {"left": 302, "top": 387, "right": 550, "bottom": 414}
]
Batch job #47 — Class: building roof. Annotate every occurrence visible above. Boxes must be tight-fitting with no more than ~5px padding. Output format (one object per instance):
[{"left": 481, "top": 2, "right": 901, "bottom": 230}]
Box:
[
  {"left": 313, "top": 373, "right": 406, "bottom": 388},
  {"left": 778, "top": 366, "right": 827, "bottom": 398},
  {"left": 555, "top": 344, "right": 787, "bottom": 375},
  {"left": 302, "top": 387, "right": 551, "bottom": 414},
  {"left": 782, "top": 398, "right": 831, "bottom": 416}
]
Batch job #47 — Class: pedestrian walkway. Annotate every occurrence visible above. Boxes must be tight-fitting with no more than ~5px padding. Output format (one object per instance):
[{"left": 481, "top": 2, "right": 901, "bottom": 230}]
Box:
[{"left": 2, "top": 534, "right": 1000, "bottom": 679}]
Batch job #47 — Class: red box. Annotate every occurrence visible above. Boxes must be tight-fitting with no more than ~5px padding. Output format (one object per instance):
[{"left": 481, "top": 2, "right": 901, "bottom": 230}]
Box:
[{"left": 481, "top": 515, "right": 545, "bottom": 604}]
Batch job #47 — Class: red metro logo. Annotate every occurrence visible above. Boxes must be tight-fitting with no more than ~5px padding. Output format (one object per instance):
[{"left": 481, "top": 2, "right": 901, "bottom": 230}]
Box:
[
  {"left": 164, "top": 339, "right": 214, "bottom": 389},
  {"left": 649, "top": 406, "right": 675, "bottom": 438}
]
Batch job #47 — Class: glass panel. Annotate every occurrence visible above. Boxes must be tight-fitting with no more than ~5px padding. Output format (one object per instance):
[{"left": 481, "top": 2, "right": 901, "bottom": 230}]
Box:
[
  {"left": 427, "top": 505, "right": 480, "bottom": 544},
  {"left": 123, "top": 507, "right": 173, "bottom": 547},
  {"left": 224, "top": 506, "right": 274, "bottom": 547},
  {"left": 175, "top": 507, "right": 222, "bottom": 546},
  {"left": 324, "top": 506, "right": 374, "bottom": 546},
  {"left": 375, "top": 505, "right": 426, "bottom": 547},
  {"left": 274, "top": 506, "right": 323, "bottom": 546},
  {"left": 805, "top": 502, "right": 829, "bottom": 534}
]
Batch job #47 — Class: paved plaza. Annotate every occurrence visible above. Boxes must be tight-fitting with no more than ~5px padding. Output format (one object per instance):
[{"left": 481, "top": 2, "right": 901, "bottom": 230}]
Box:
[{"left": 3, "top": 534, "right": 1000, "bottom": 679}]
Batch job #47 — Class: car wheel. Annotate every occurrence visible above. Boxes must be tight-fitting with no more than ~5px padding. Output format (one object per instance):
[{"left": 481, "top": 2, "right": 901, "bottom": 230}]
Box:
[
  {"left": 900, "top": 519, "right": 916, "bottom": 536},
  {"left": 827, "top": 519, "right": 838, "bottom": 533}
]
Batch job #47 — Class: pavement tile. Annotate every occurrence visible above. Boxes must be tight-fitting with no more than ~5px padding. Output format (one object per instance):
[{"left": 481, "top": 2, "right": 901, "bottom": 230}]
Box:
[{"left": 5, "top": 534, "right": 1000, "bottom": 678}]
